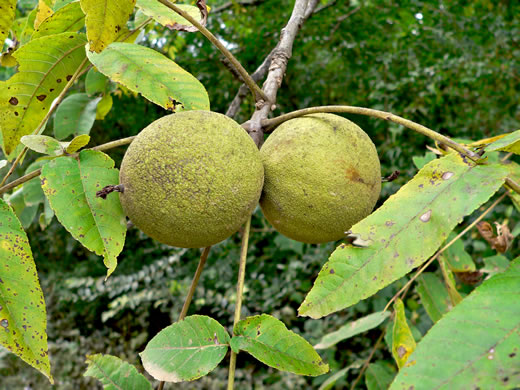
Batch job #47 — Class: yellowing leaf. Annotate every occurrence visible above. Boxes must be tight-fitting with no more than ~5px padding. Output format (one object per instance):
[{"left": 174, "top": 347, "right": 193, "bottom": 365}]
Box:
[
  {"left": 35, "top": 0, "right": 54, "bottom": 29},
  {"left": 0, "top": 32, "right": 87, "bottom": 155},
  {"left": 81, "top": 0, "right": 137, "bottom": 53},
  {"left": 32, "top": 1, "right": 85, "bottom": 39},
  {"left": 392, "top": 299, "right": 416, "bottom": 369},
  {"left": 65, "top": 134, "right": 90, "bottom": 153},
  {"left": 95, "top": 94, "right": 113, "bottom": 120},
  {"left": 136, "top": 0, "right": 206, "bottom": 31},
  {"left": 0, "top": 0, "right": 16, "bottom": 45}
]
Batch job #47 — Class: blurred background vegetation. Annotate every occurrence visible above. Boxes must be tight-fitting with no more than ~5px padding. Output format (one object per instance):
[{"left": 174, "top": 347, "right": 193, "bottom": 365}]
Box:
[{"left": 1, "top": 0, "right": 519, "bottom": 388}]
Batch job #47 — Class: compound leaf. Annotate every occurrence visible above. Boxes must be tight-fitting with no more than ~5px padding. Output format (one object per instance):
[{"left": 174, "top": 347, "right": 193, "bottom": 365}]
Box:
[
  {"left": 41, "top": 150, "right": 126, "bottom": 277},
  {"left": 229, "top": 314, "right": 329, "bottom": 376},
  {"left": 140, "top": 315, "right": 230, "bottom": 382},
  {"left": 299, "top": 154, "right": 509, "bottom": 319},
  {"left": 314, "top": 311, "right": 390, "bottom": 349},
  {"left": 32, "top": 1, "right": 85, "bottom": 39},
  {"left": 390, "top": 259, "right": 520, "bottom": 389},
  {"left": 0, "top": 32, "right": 87, "bottom": 155},
  {"left": 84, "top": 354, "right": 152, "bottom": 390},
  {"left": 80, "top": 0, "right": 136, "bottom": 53},
  {"left": 87, "top": 42, "right": 210, "bottom": 111},
  {"left": 0, "top": 0, "right": 16, "bottom": 45},
  {"left": 0, "top": 199, "right": 52, "bottom": 383},
  {"left": 54, "top": 93, "right": 100, "bottom": 140}
]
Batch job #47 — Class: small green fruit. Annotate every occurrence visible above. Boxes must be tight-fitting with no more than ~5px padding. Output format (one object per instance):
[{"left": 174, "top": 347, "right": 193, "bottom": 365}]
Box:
[
  {"left": 119, "top": 110, "right": 264, "bottom": 248},
  {"left": 260, "top": 113, "right": 381, "bottom": 243}
]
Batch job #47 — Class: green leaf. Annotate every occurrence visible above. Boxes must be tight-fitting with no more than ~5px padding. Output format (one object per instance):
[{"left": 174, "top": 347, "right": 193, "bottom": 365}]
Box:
[
  {"left": 390, "top": 259, "right": 520, "bottom": 389},
  {"left": 0, "top": 0, "right": 16, "bottom": 45},
  {"left": 80, "top": 0, "right": 136, "bottom": 53},
  {"left": 84, "top": 354, "right": 152, "bottom": 390},
  {"left": 416, "top": 272, "right": 451, "bottom": 323},
  {"left": 443, "top": 232, "right": 476, "bottom": 272},
  {"left": 314, "top": 311, "right": 390, "bottom": 349},
  {"left": 21, "top": 135, "right": 63, "bottom": 156},
  {"left": 481, "top": 254, "right": 510, "bottom": 276},
  {"left": 0, "top": 199, "right": 52, "bottom": 383},
  {"left": 412, "top": 151, "right": 436, "bottom": 170},
  {"left": 23, "top": 160, "right": 47, "bottom": 206},
  {"left": 39, "top": 197, "right": 54, "bottom": 230},
  {"left": 299, "top": 154, "right": 509, "bottom": 319},
  {"left": 32, "top": 0, "right": 85, "bottom": 39},
  {"left": 318, "top": 362, "right": 361, "bottom": 390},
  {"left": 87, "top": 42, "right": 210, "bottom": 111},
  {"left": 391, "top": 299, "right": 416, "bottom": 369},
  {"left": 365, "top": 361, "right": 395, "bottom": 390},
  {"left": 229, "top": 314, "right": 329, "bottom": 376},
  {"left": 6, "top": 187, "right": 40, "bottom": 229},
  {"left": 95, "top": 94, "right": 113, "bottom": 120},
  {"left": 0, "top": 32, "right": 87, "bottom": 155},
  {"left": 136, "top": 0, "right": 204, "bottom": 30},
  {"left": 54, "top": 93, "right": 101, "bottom": 140},
  {"left": 41, "top": 150, "right": 126, "bottom": 277},
  {"left": 64, "top": 134, "right": 91, "bottom": 153},
  {"left": 20, "top": 7, "right": 37, "bottom": 44},
  {"left": 140, "top": 315, "right": 230, "bottom": 382},
  {"left": 485, "top": 129, "right": 520, "bottom": 154},
  {"left": 85, "top": 68, "right": 109, "bottom": 96}
]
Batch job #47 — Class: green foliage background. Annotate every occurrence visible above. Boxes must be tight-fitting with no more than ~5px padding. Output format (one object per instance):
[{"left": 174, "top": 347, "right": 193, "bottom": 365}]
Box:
[{"left": 1, "top": 0, "right": 520, "bottom": 388}]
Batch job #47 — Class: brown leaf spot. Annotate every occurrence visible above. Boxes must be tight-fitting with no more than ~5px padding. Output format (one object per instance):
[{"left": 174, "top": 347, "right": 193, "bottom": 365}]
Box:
[
  {"left": 329, "top": 269, "right": 335, "bottom": 274},
  {"left": 36, "top": 94, "right": 46, "bottom": 101},
  {"left": 397, "top": 345, "right": 407, "bottom": 358},
  {"left": 9, "top": 97, "right": 18, "bottom": 105},
  {"left": 66, "top": 75, "right": 72, "bottom": 81},
  {"left": 56, "top": 78, "right": 62, "bottom": 83}
]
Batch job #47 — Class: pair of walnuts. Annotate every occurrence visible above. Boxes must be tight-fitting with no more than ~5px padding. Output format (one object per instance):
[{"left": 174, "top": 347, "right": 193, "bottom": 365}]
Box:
[{"left": 119, "top": 110, "right": 381, "bottom": 248}]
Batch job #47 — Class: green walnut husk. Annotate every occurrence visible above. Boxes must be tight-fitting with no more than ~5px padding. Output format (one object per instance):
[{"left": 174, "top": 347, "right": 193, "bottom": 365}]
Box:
[
  {"left": 260, "top": 113, "right": 381, "bottom": 243},
  {"left": 119, "top": 110, "right": 264, "bottom": 248}
]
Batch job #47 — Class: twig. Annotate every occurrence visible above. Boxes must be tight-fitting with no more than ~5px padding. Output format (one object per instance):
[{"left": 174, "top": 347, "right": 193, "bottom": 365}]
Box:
[
  {"left": 262, "top": 106, "right": 477, "bottom": 159},
  {"left": 0, "top": 136, "right": 135, "bottom": 195},
  {"left": 0, "top": 56, "right": 90, "bottom": 187},
  {"left": 156, "top": 0, "right": 268, "bottom": 103},
  {"left": 384, "top": 191, "right": 508, "bottom": 312},
  {"left": 350, "top": 331, "right": 385, "bottom": 390},
  {"left": 213, "top": 0, "right": 264, "bottom": 13},
  {"left": 227, "top": 217, "right": 251, "bottom": 390}
]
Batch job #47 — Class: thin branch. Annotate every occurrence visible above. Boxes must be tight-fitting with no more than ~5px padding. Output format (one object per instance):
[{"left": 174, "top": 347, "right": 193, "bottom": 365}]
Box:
[
  {"left": 213, "top": 0, "right": 264, "bottom": 13},
  {"left": 384, "top": 191, "right": 508, "bottom": 312},
  {"left": 227, "top": 217, "right": 251, "bottom": 390},
  {"left": 0, "top": 137, "right": 135, "bottom": 196},
  {"left": 156, "top": 0, "right": 268, "bottom": 103},
  {"left": 0, "top": 56, "right": 90, "bottom": 187},
  {"left": 262, "top": 105, "right": 477, "bottom": 159},
  {"left": 350, "top": 331, "right": 385, "bottom": 390}
]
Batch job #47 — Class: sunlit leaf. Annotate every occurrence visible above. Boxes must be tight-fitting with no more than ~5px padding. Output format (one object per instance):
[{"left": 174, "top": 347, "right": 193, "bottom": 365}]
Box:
[
  {"left": 80, "top": 0, "right": 136, "bottom": 53},
  {"left": 136, "top": 0, "right": 205, "bottom": 30},
  {"left": 34, "top": 0, "right": 53, "bottom": 29},
  {"left": 230, "top": 314, "right": 329, "bottom": 376},
  {"left": 84, "top": 354, "right": 152, "bottom": 389},
  {"left": 41, "top": 150, "right": 126, "bottom": 277},
  {"left": 314, "top": 311, "right": 390, "bottom": 349},
  {"left": 485, "top": 129, "right": 520, "bottom": 154},
  {"left": 391, "top": 299, "right": 416, "bottom": 369},
  {"left": 140, "top": 315, "right": 230, "bottom": 382},
  {"left": 87, "top": 42, "right": 210, "bottom": 111},
  {"left": 32, "top": 1, "right": 85, "bottom": 39},
  {"left": 0, "top": 0, "right": 16, "bottom": 45},
  {"left": 390, "top": 259, "right": 520, "bottom": 389},
  {"left": 299, "top": 154, "right": 509, "bottom": 319},
  {"left": 416, "top": 272, "right": 451, "bottom": 323},
  {"left": 21, "top": 135, "right": 63, "bottom": 156},
  {"left": 64, "top": 134, "right": 90, "bottom": 153},
  {"left": 54, "top": 93, "right": 101, "bottom": 140},
  {"left": 95, "top": 94, "right": 113, "bottom": 120},
  {"left": 0, "top": 32, "right": 87, "bottom": 155},
  {"left": 0, "top": 199, "right": 53, "bottom": 383},
  {"left": 365, "top": 361, "right": 395, "bottom": 390}
]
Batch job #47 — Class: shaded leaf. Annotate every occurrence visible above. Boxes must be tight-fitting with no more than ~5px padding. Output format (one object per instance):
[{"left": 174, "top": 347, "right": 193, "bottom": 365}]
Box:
[
  {"left": 84, "top": 354, "right": 152, "bottom": 390},
  {"left": 481, "top": 254, "right": 510, "bottom": 276},
  {"left": 64, "top": 134, "right": 90, "bottom": 153},
  {"left": 96, "top": 94, "right": 113, "bottom": 120},
  {"left": 412, "top": 151, "right": 436, "bottom": 170},
  {"left": 32, "top": 1, "right": 85, "bottom": 39},
  {"left": 365, "top": 361, "right": 396, "bottom": 390},
  {"left": 390, "top": 259, "right": 520, "bottom": 389},
  {"left": 314, "top": 311, "right": 390, "bottom": 349},
  {"left": 54, "top": 93, "right": 101, "bottom": 140},
  {"left": 136, "top": 0, "right": 207, "bottom": 32},
  {"left": 0, "top": 32, "right": 87, "bottom": 155},
  {"left": 485, "top": 129, "right": 520, "bottom": 154},
  {"left": 21, "top": 135, "right": 63, "bottom": 156},
  {"left": 23, "top": 160, "right": 47, "bottom": 206},
  {"left": 230, "top": 314, "right": 328, "bottom": 376},
  {"left": 318, "top": 362, "right": 361, "bottom": 390},
  {"left": 416, "top": 272, "right": 451, "bottom": 323},
  {"left": 392, "top": 299, "right": 416, "bottom": 369},
  {"left": 6, "top": 188, "right": 39, "bottom": 229},
  {"left": 20, "top": 7, "right": 37, "bottom": 44},
  {"left": 299, "top": 154, "right": 509, "bottom": 319},
  {"left": 85, "top": 68, "right": 109, "bottom": 96},
  {"left": 39, "top": 197, "right": 54, "bottom": 230},
  {"left": 0, "top": 0, "right": 16, "bottom": 45},
  {"left": 87, "top": 42, "right": 210, "bottom": 111},
  {"left": 41, "top": 150, "right": 126, "bottom": 277},
  {"left": 438, "top": 256, "right": 463, "bottom": 306},
  {"left": 0, "top": 199, "right": 52, "bottom": 383},
  {"left": 443, "top": 232, "right": 476, "bottom": 272},
  {"left": 140, "top": 315, "right": 230, "bottom": 382},
  {"left": 80, "top": 0, "right": 136, "bottom": 53}
]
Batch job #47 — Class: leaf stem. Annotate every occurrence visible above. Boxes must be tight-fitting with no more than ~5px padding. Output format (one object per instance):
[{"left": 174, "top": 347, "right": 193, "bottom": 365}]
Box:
[
  {"left": 384, "top": 191, "right": 508, "bottom": 312},
  {"left": 227, "top": 217, "right": 252, "bottom": 390},
  {"left": 0, "top": 56, "right": 90, "bottom": 187},
  {"left": 156, "top": 0, "right": 268, "bottom": 103},
  {"left": 262, "top": 105, "right": 478, "bottom": 160}
]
